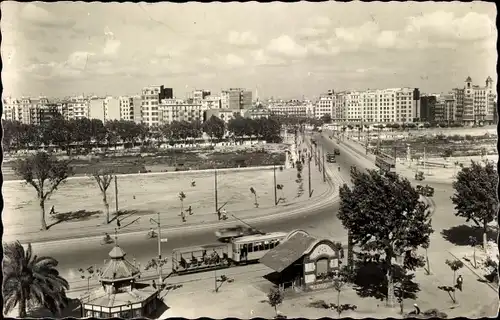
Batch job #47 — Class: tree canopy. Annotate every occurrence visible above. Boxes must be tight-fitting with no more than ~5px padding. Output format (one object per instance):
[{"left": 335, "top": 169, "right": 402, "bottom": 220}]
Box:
[
  {"left": 451, "top": 160, "right": 497, "bottom": 249},
  {"left": 338, "top": 168, "right": 433, "bottom": 306}
]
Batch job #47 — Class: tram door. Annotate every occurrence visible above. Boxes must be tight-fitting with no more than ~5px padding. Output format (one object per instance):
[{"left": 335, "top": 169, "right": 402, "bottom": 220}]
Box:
[{"left": 240, "top": 244, "right": 248, "bottom": 262}]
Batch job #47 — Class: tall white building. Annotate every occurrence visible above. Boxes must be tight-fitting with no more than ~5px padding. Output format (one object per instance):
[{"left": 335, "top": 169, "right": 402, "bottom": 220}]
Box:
[
  {"left": 104, "top": 97, "right": 121, "bottom": 121},
  {"left": 119, "top": 96, "right": 134, "bottom": 121},
  {"left": 68, "top": 95, "right": 89, "bottom": 120},
  {"left": 462, "top": 76, "right": 495, "bottom": 125},
  {"left": 141, "top": 85, "right": 173, "bottom": 126},
  {"left": 158, "top": 99, "right": 206, "bottom": 124},
  {"left": 201, "top": 96, "right": 222, "bottom": 110},
  {"left": 89, "top": 98, "right": 105, "bottom": 122}
]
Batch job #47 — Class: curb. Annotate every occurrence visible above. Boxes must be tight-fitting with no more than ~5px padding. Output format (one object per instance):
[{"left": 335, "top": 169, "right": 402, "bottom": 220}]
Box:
[
  {"left": 447, "top": 250, "right": 499, "bottom": 293},
  {"left": 20, "top": 172, "right": 337, "bottom": 246}
]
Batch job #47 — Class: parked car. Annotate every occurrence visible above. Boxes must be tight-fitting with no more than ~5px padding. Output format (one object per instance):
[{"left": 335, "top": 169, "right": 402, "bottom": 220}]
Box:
[
  {"left": 333, "top": 148, "right": 340, "bottom": 155},
  {"left": 415, "top": 171, "right": 425, "bottom": 181},
  {"left": 326, "top": 153, "right": 336, "bottom": 163}
]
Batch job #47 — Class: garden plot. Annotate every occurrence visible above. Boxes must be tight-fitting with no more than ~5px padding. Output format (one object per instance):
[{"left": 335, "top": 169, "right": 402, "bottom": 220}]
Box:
[{"left": 3, "top": 167, "right": 322, "bottom": 234}]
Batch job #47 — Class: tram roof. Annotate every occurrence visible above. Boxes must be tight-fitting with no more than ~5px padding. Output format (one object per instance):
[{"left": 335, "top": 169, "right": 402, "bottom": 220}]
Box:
[
  {"left": 172, "top": 243, "right": 227, "bottom": 254},
  {"left": 232, "top": 232, "right": 288, "bottom": 243}
]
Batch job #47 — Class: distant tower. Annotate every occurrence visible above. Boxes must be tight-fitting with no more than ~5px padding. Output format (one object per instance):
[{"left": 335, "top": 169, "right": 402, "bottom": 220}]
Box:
[
  {"left": 465, "top": 76, "right": 472, "bottom": 89},
  {"left": 486, "top": 76, "right": 493, "bottom": 89},
  {"left": 255, "top": 87, "right": 259, "bottom": 102}
]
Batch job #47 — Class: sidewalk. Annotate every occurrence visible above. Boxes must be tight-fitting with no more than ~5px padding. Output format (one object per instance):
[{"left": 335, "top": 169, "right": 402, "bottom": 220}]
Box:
[{"left": 4, "top": 147, "right": 335, "bottom": 244}]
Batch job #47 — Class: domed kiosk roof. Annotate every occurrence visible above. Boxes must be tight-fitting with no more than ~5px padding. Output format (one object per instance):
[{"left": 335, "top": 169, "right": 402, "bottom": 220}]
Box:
[{"left": 99, "top": 245, "right": 141, "bottom": 282}]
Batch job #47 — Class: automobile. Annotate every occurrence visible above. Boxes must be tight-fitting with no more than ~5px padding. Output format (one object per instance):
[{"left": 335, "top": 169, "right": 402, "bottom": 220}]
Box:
[
  {"left": 215, "top": 225, "right": 263, "bottom": 242},
  {"left": 326, "top": 153, "right": 336, "bottom": 163},
  {"left": 416, "top": 185, "right": 434, "bottom": 197},
  {"left": 333, "top": 148, "right": 340, "bottom": 155},
  {"left": 415, "top": 171, "right": 425, "bottom": 181}
]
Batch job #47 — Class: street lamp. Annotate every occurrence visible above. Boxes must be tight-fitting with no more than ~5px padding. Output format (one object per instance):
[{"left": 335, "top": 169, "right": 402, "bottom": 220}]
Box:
[{"left": 149, "top": 212, "right": 167, "bottom": 286}]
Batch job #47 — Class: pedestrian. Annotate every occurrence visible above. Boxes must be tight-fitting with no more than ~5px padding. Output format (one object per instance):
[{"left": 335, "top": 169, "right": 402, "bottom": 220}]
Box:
[
  {"left": 133, "top": 195, "right": 136, "bottom": 200},
  {"left": 221, "top": 208, "right": 227, "bottom": 220},
  {"left": 187, "top": 205, "right": 193, "bottom": 215},
  {"left": 217, "top": 209, "right": 221, "bottom": 221},
  {"left": 181, "top": 211, "right": 186, "bottom": 222},
  {"left": 152, "top": 280, "right": 157, "bottom": 290},
  {"left": 456, "top": 275, "right": 463, "bottom": 291},
  {"left": 49, "top": 205, "right": 55, "bottom": 215}
]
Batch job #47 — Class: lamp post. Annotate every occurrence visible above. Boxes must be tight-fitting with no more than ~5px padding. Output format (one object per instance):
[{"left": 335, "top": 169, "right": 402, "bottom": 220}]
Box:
[{"left": 149, "top": 212, "right": 163, "bottom": 285}]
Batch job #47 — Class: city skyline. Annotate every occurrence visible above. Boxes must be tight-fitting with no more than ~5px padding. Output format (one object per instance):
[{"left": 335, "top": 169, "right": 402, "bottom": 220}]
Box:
[{"left": 1, "top": 2, "right": 496, "bottom": 99}]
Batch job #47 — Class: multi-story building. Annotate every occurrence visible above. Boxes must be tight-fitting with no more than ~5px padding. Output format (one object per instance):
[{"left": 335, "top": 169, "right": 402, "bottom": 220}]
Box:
[
  {"left": 268, "top": 100, "right": 311, "bottom": 117},
  {"left": 158, "top": 99, "right": 205, "bottom": 124},
  {"left": 419, "top": 95, "right": 437, "bottom": 123},
  {"left": 141, "top": 85, "right": 174, "bottom": 126},
  {"left": 2, "top": 97, "right": 21, "bottom": 122},
  {"left": 451, "top": 88, "right": 464, "bottom": 121},
  {"left": 462, "top": 76, "right": 496, "bottom": 125},
  {"left": 104, "top": 97, "right": 121, "bottom": 121},
  {"left": 434, "top": 93, "right": 456, "bottom": 123},
  {"left": 119, "top": 96, "right": 134, "bottom": 121},
  {"left": 205, "top": 108, "right": 244, "bottom": 124},
  {"left": 68, "top": 95, "right": 89, "bottom": 120},
  {"left": 220, "top": 88, "right": 252, "bottom": 109},
  {"left": 131, "top": 96, "right": 142, "bottom": 124},
  {"left": 192, "top": 90, "right": 211, "bottom": 103},
  {"left": 89, "top": 97, "right": 105, "bottom": 122},
  {"left": 317, "top": 87, "right": 420, "bottom": 124},
  {"left": 201, "top": 96, "right": 222, "bottom": 110},
  {"left": 315, "top": 90, "right": 335, "bottom": 119},
  {"left": 38, "top": 103, "right": 61, "bottom": 125},
  {"left": 56, "top": 102, "right": 70, "bottom": 120}
]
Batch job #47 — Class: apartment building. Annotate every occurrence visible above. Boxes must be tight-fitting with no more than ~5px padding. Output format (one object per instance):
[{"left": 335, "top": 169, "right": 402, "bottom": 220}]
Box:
[
  {"left": 434, "top": 93, "right": 456, "bottom": 123},
  {"left": 104, "top": 97, "right": 121, "bottom": 121},
  {"left": 201, "top": 96, "right": 222, "bottom": 110},
  {"left": 89, "top": 98, "right": 105, "bottom": 122},
  {"left": 315, "top": 91, "right": 335, "bottom": 119},
  {"left": 119, "top": 96, "right": 134, "bottom": 121},
  {"left": 141, "top": 85, "right": 174, "bottom": 126},
  {"left": 461, "top": 76, "right": 496, "bottom": 125},
  {"left": 220, "top": 88, "right": 252, "bottom": 109},
  {"left": 2, "top": 96, "right": 54, "bottom": 125},
  {"left": 419, "top": 95, "right": 437, "bottom": 122},
  {"left": 131, "top": 96, "right": 142, "bottom": 124},
  {"left": 158, "top": 98, "right": 206, "bottom": 124},
  {"left": 205, "top": 108, "right": 244, "bottom": 124},
  {"left": 192, "top": 89, "right": 211, "bottom": 103},
  {"left": 268, "top": 100, "right": 311, "bottom": 118},
  {"left": 68, "top": 95, "right": 89, "bottom": 120}
]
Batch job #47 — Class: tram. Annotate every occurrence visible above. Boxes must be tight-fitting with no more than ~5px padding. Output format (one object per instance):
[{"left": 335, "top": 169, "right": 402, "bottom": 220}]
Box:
[{"left": 171, "top": 231, "right": 287, "bottom": 275}]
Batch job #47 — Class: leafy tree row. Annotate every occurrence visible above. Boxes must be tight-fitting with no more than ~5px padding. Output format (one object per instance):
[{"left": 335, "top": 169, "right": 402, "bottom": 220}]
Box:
[{"left": 2, "top": 114, "right": 284, "bottom": 154}]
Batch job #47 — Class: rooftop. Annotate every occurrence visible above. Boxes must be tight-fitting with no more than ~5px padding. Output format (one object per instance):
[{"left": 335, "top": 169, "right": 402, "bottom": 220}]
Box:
[{"left": 83, "top": 283, "right": 157, "bottom": 308}]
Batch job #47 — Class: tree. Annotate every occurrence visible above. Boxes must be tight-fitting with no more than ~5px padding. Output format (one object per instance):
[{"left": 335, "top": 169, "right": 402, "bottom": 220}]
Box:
[
  {"left": 250, "top": 187, "right": 259, "bottom": 208},
  {"left": 92, "top": 170, "right": 114, "bottom": 224},
  {"left": 442, "top": 148, "right": 453, "bottom": 161},
  {"left": 468, "top": 236, "right": 478, "bottom": 268},
  {"left": 227, "top": 116, "right": 246, "bottom": 142},
  {"left": 338, "top": 168, "right": 433, "bottom": 307},
  {"left": 451, "top": 160, "right": 497, "bottom": 250},
  {"left": 179, "top": 191, "right": 186, "bottom": 214},
  {"left": 2, "top": 241, "right": 70, "bottom": 317},
  {"left": 267, "top": 286, "right": 284, "bottom": 318},
  {"left": 438, "top": 259, "right": 464, "bottom": 303},
  {"left": 12, "top": 152, "right": 74, "bottom": 230},
  {"left": 394, "top": 269, "right": 414, "bottom": 315},
  {"left": 90, "top": 119, "right": 107, "bottom": 149},
  {"left": 203, "top": 115, "right": 226, "bottom": 144},
  {"left": 331, "top": 269, "right": 357, "bottom": 317}
]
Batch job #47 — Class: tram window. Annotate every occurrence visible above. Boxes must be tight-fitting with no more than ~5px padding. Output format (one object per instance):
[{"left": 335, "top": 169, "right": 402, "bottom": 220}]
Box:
[
  {"left": 248, "top": 244, "right": 253, "bottom": 252},
  {"left": 253, "top": 243, "right": 259, "bottom": 251},
  {"left": 264, "top": 241, "right": 269, "bottom": 250},
  {"left": 269, "top": 241, "right": 275, "bottom": 249}
]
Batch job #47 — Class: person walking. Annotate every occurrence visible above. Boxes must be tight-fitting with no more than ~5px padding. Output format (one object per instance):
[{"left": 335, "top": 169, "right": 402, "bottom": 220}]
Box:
[
  {"left": 456, "top": 275, "right": 463, "bottom": 291},
  {"left": 49, "top": 205, "right": 56, "bottom": 215}
]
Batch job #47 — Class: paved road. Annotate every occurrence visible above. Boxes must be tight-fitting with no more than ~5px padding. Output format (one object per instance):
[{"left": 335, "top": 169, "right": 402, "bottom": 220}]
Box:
[{"left": 33, "top": 133, "right": 368, "bottom": 281}]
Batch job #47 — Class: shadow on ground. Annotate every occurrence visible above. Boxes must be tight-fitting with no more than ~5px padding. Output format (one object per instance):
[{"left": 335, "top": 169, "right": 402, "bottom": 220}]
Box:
[
  {"left": 48, "top": 210, "right": 101, "bottom": 229},
  {"left": 441, "top": 224, "right": 497, "bottom": 246},
  {"left": 351, "top": 260, "right": 420, "bottom": 302},
  {"left": 112, "top": 209, "right": 156, "bottom": 219}
]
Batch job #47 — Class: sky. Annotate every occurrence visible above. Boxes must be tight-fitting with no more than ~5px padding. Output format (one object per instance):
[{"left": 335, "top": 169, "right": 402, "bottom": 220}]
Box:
[{"left": 1, "top": 1, "right": 497, "bottom": 100}]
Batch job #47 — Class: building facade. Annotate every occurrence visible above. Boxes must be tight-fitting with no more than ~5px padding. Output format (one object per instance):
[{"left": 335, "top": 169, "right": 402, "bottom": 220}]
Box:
[
  {"left": 158, "top": 99, "right": 206, "bottom": 124},
  {"left": 68, "top": 95, "right": 90, "bottom": 120},
  {"left": 205, "top": 108, "right": 244, "bottom": 124},
  {"left": 141, "top": 85, "right": 174, "bottom": 126},
  {"left": 419, "top": 95, "right": 437, "bottom": 123},
  {"left": 104, "top": 97, "right": 121, "bottom": 121},
  {"left": 221, "top": 88, "right": 253, "bottom": 110},
  {"left": 268, "top": 101, "right": 312, "bottom": 118},
  {"left": 462, "top": 76, "right": 496, "bottom": 125},
  {"left": 89, "top": 98, "right": 105, "bottom": 122},
  {"left": 192, "top": 89, "right": 211, "bottom": 103}
]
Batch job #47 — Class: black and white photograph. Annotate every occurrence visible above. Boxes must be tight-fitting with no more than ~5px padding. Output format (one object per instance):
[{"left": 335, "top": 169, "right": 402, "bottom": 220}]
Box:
[{"left": 1, "top": 1, "right": 498, "bottom": 318}]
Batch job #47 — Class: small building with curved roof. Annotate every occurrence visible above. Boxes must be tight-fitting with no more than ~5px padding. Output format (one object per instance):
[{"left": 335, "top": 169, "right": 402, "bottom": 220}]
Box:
[
  {"left": 80, "top": 245, "right": 159, "bottom": 318},
  {"left": 260, "top": 229, "right": 345, "bottom": 292}
]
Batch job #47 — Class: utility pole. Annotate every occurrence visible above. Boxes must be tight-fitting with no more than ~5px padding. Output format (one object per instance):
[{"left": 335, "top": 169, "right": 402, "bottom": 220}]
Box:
[
  {"left": 308, "top": 155, "right": 312, "bottom": 198},
  {"left": 322, "top": 147, "right": 326, "bottom": 183},
  {"left": 273, "top": 165, "right": 278, "bottom": 206},
  {"left": 423, "top": 147, "right": 427, "bottom": 176},
  {"left": 114, "top": 175, "right": 118, "bottom": 213},
  {"left": 214, "top": 168, "right": 218, "bottom": 214},
  {"left": 149, "top": 213, "right": 163, "bottom": 285}
]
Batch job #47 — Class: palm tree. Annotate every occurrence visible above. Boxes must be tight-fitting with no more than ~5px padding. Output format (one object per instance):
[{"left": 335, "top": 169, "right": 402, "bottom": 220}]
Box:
[{"left": 2, "top": 241, "right": 70, "bottom": 317}]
